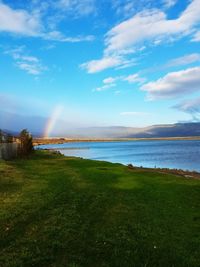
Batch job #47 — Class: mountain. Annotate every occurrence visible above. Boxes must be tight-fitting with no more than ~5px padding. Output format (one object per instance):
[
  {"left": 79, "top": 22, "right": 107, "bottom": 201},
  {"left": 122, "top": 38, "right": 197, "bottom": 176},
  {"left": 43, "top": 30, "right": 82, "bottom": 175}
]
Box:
[
  {"left": 1, "top": 109, "right": 200, "bottom": 138},
  {"left": 65, "top": 123, "right": 200, "bottom": 138}
]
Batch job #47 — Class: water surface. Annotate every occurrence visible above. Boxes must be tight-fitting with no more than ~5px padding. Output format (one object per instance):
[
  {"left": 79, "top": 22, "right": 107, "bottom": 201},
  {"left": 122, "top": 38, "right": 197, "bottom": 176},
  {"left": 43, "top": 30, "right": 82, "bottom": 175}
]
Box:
[{"left": 37, "top": 140, "right": 200, "bottom": 172}]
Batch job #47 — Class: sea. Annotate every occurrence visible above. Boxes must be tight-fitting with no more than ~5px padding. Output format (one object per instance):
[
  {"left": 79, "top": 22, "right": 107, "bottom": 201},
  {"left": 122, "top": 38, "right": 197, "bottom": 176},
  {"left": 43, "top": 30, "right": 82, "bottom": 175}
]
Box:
[{"left": 37, "top": 140, "right": 200, "bottom": 172}]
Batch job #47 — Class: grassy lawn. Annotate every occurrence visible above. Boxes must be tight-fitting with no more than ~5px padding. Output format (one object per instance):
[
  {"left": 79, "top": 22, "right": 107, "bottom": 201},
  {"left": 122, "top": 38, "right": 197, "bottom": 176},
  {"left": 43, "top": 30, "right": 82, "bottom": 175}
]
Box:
[{"left": 0, "top": 151, "right": 200, "bottom": 267}]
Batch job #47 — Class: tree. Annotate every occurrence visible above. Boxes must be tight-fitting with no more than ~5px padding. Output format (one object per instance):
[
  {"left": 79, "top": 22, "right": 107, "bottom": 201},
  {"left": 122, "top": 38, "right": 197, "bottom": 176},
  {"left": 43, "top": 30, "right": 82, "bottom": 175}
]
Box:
[{"left": 19, "top": 129, "right": 33, "bottom": 156}]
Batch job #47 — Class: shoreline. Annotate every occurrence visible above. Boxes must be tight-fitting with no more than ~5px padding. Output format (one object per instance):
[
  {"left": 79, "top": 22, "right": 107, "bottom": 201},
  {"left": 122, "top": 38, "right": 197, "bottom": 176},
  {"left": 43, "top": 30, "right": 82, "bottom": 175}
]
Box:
[
  {"left": 39, "top": 148, "right": 200, "bottom": 180},
  {"left": 33, "top": 136, "right": 200, "bottom": 146}
]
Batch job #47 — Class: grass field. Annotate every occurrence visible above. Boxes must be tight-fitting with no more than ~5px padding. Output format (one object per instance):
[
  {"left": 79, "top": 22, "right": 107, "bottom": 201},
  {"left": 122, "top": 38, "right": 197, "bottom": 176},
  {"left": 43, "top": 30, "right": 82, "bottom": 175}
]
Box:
[{"left": 1, "top": 151, "right": 200, "bottom": 267}]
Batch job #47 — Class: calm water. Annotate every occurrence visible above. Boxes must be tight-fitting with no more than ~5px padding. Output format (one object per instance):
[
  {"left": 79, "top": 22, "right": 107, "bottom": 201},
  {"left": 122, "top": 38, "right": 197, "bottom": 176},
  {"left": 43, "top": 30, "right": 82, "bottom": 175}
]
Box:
[{"left": 37, "top": 140, "right": 200, "bottom": 172}]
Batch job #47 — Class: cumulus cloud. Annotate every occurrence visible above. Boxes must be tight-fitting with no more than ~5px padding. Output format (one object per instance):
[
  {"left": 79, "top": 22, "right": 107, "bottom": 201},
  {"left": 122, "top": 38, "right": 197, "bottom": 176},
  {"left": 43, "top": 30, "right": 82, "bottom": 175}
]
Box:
[
  {"left": 82, "top": 0, "right": 200, "bottom": 73},
  {"left": 141, "top": 67, "right": 200, "bottom": 100},
  {"left": 173, "top": 97, "right": 200, "bottom": 120}
]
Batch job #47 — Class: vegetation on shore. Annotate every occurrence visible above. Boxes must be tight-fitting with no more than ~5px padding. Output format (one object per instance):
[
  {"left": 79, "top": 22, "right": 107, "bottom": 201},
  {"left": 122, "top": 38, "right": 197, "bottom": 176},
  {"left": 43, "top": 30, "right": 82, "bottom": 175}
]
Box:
[
  {"left": 1, "top": 151, "right": 200, "bottom": 267},
  {"left": 33, "top": 136, "right": 200, "bottom": 146}
]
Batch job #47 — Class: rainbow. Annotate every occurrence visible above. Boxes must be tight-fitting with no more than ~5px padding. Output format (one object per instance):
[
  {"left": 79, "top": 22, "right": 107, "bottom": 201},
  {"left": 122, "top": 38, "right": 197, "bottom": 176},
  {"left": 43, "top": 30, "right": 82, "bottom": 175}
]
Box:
[{"left": 44, "top": 105, "right": 64, "bottom": 138}]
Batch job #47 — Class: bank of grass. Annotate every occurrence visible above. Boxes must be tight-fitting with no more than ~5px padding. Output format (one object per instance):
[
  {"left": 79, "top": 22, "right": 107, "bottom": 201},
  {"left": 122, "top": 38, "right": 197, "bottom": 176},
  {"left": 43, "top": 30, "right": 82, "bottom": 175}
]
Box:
[{"left": 0, "top": 151, "right": 200, "bottom": 267}]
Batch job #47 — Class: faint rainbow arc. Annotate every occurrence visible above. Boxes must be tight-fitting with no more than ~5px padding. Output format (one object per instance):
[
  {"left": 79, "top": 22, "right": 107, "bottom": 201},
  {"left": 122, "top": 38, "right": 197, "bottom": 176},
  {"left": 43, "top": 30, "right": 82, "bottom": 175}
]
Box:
[{"left": 44, "top": 105, "right": 64, "bottom": 138}]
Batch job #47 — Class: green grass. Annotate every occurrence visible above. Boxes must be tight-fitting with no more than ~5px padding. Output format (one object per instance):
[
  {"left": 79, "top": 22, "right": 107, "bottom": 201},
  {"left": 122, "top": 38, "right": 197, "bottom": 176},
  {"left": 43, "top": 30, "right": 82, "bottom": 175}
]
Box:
[{"left": 0, "top": 151, "right": 200, "bottom": 267}]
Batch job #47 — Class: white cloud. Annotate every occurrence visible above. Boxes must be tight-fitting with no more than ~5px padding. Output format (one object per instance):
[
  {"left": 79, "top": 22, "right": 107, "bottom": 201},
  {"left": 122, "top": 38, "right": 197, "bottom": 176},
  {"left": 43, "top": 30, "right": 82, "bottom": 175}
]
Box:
[
  {"left": 81, "top": 56, "right": 124, "bottom": 73},
  {"left": 141, "top": 66, "right": 200, "bottom": 100},
  {"left": 81, "top": 55, "right": 137, "bottom": 73},
  {"left": 0, "top": 2, "right": 41, "bottom": 36},
  {"left": 124, "top": 73, "right": 146, "bottom": 84},
  {"left": 106, "top": 0, "right": 200, "bottom": 53}
]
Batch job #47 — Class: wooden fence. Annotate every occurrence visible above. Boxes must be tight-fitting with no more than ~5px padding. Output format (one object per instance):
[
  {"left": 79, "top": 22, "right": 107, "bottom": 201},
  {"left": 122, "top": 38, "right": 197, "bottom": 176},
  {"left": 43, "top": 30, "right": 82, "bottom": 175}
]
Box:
[{"left": 0, "top": 143, "right": 20, "bottom": 160}]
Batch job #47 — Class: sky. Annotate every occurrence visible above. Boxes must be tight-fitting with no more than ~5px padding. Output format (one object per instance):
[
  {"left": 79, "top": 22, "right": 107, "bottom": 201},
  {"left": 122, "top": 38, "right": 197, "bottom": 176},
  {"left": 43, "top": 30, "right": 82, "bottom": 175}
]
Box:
[{"left": 0, "top": 0, "right": 200, "bottom": 136}]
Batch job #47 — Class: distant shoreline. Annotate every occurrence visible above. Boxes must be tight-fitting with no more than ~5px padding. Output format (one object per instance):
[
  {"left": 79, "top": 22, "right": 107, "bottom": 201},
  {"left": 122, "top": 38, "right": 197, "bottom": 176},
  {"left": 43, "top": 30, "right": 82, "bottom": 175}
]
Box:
[{"left": 33, "top": 136, "right": 200, "bottom": 146}]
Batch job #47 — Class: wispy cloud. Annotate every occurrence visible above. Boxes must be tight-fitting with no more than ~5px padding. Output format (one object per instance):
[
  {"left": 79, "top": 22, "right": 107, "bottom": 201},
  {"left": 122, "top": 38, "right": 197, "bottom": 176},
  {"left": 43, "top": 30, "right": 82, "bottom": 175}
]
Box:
[
  {"left": 111, "top": 0, "right": 137, "bottom": 18},
  {"left": 103, "top": 77, "right": 118, "bottom": 84},
  {"left": 93, "top": 83, "right": 116, "bottom": 92},
  {"left": 123, "top": 73, "right": 146, "bottom": 84},
  {"left": 5, "top": 47, "right": 47, "bottom": 75},
  {"left": 43, "top": 30, "right": 95, "bottom": 43},
  {"left": 16, "top": 62, "right": 47, "bottom": 75},
  {"left": 0, "top": 2, "right": 94, "bottom": 43},
  {"left": 142, "top": 53, "right": 200, "bottom": 75},
  {"left": 173, "top": 97, "right": 200, "bottom": 121},
  {"left": 81, "top": 56, "right": 124, "bottom": 73},
  {"left": 166, "top": 53, "right": 200, "bottom": 68},
  {"left": 55, "top": 0, "right": 96, "bottom": 17},
  {"left": 163, "top": 0, "right": 177, "bottom": 8},
  {"left": 94, "top": 73, "right": 146, "bottom": 92},
  {"left": 141, "top": 66, "right": 200, "bottom": 100}
]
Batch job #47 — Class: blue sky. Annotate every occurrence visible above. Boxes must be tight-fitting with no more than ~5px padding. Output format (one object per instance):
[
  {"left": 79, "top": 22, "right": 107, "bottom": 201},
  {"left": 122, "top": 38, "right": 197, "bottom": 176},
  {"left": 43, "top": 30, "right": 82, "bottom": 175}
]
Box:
[{"left": 0, "top": 0, "right": 200, "bottom": 135}]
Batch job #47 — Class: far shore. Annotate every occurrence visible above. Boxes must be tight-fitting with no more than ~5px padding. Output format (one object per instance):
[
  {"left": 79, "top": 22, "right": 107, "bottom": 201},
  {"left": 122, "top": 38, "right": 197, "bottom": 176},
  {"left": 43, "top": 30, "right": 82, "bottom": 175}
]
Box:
[{"left": 33, "top": 136, "right": 200, "bottom": 146}]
